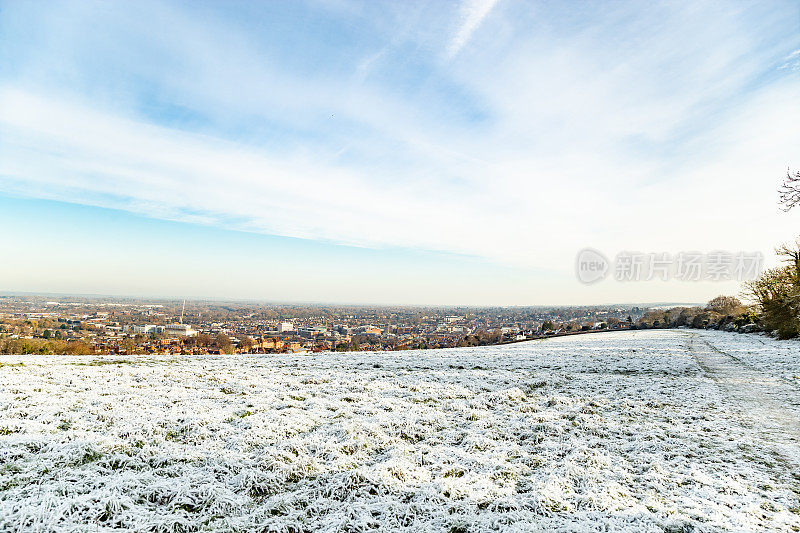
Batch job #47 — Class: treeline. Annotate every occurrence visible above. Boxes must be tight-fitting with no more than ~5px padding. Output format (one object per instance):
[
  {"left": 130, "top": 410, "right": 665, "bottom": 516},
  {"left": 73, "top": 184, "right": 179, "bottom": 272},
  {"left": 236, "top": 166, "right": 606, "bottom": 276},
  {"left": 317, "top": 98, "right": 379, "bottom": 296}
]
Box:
[
  {"left": 638, "top": 239, "right": 800, "bottom": 339},
  {"left": 0, "top": 337, "right": 94, "bottom": 355},
  {"left": 636, "top": 296, "right": 756, "bottom": 332}
]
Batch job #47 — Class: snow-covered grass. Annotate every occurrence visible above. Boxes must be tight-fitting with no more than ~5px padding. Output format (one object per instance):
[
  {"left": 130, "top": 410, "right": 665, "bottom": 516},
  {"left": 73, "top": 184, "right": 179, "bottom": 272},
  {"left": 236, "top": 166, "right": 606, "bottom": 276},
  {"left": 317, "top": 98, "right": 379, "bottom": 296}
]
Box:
[
  {"left": 697, "top": 329, "right": 800, "bottom": 386},
  {"left": 1, "top": 330, "right": 798, "bottom": 532}
]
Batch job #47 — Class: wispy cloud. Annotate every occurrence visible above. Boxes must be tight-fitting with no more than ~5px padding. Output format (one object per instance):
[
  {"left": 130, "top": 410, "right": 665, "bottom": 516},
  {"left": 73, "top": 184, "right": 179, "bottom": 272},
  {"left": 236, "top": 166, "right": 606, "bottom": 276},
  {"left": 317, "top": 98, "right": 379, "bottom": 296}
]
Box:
[
  {"left": 0, "top": 0, "right": 799, "bottom": 299},
  {"left": 779, "top": 49, "right": 800, "bottom": 71},
  {"left": 446, "top": 0, "right": 500, "bottom": 59}
]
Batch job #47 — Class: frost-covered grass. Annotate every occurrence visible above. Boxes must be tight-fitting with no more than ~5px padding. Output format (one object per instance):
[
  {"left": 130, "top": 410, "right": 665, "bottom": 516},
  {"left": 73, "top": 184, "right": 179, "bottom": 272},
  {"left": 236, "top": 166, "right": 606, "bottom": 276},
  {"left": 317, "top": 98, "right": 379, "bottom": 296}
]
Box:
[
  {"left": 697, "top": 330, "right": 800, "bottom": 386},
  {"left": 0, "top": 330, "right": 799, "bottom": 532}
]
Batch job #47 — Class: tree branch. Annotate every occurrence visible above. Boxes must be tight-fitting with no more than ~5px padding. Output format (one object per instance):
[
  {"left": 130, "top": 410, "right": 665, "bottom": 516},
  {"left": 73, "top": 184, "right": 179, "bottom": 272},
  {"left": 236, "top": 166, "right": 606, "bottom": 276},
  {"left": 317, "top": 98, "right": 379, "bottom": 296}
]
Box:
[{"left": 779, "top": 168, "right": 800, "bottom": 211}]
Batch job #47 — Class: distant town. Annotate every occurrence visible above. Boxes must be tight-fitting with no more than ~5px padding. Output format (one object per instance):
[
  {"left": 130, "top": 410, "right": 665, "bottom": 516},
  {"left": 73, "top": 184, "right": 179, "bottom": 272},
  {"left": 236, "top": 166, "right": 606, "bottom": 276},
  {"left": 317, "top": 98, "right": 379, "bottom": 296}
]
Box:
[{"left": 0, "top": 294, "right": 658, "bottom": 355}]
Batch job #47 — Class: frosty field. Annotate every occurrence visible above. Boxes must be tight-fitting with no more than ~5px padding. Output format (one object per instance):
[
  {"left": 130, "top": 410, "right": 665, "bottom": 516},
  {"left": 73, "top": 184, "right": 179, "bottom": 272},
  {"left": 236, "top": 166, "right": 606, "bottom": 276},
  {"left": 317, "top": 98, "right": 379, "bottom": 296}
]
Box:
[{"left": 1, "top": 330, "right": 799, "bottom": 532}]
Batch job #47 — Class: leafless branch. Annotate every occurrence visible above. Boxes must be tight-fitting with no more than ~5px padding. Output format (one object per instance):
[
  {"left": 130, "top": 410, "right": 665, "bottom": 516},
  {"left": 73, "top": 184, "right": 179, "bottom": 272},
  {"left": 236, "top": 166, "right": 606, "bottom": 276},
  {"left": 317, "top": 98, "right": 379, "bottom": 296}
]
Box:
[{"left": 779, "top": 167, "right": 800, "bottom": 211}]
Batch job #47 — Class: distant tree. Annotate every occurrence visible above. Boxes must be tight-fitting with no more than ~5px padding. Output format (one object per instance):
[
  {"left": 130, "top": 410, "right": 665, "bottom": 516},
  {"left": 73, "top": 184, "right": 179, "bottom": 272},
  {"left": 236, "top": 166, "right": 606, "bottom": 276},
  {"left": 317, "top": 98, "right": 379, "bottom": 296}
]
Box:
[
  {"left": 215, "top": 333, "right": 231, "bottom": 348},
  {"left": 43, "top": 329, "right": 52, "bottom": 339},
  {"left": 121, "top": 337, "right": 135, "bottom": 354},
  {"left": 66, "top": 341, "right": 93, "bottom": 355},
  {"left": 335, "top": 340, "right": 361, "bottom": 351},
  {"left": 541, "top": 320, "right": 555, "bottom": 331},
  {"left": 706, "top": 295, "right": 742, "bottom": 315},
  {"left": 238, "top": 336, "right": 254, "bottom": 352},
  {"left": 675, "top": 307, "right": 701, "bottom": 327},
  {"left": 196, "top": 333, "right": 212, "bottom": 347},
  {"left": 691, "top": 311, "right": 710, "bottom": 329},
  {"left": 481, "top": 330, "right": 501, "bottom": 344},
  {"left": 779, "top": 168, "right": 800, "bottom": 211}
]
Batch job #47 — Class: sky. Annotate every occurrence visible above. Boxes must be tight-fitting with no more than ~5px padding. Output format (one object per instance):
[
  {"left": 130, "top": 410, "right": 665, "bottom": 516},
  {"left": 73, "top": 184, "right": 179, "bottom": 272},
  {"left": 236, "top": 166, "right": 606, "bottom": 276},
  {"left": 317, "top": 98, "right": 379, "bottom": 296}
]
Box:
[{"left": 0, "top": 0, "right": 799, "bottom": 306}]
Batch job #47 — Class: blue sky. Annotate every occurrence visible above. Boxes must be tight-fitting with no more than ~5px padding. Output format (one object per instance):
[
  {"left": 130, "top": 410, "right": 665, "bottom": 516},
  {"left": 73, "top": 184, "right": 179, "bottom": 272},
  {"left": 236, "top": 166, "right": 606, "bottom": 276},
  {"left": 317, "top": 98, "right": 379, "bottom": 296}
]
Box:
[{"left": 0, "top": 1, "right": 799, "bottom": 305}]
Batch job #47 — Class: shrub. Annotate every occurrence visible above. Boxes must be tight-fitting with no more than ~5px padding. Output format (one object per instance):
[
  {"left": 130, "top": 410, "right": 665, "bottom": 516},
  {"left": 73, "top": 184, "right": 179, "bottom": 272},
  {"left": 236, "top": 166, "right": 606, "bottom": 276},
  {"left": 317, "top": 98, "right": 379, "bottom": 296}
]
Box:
[{"left": 744, "top": 241, "right": 800, "bottom": 339}]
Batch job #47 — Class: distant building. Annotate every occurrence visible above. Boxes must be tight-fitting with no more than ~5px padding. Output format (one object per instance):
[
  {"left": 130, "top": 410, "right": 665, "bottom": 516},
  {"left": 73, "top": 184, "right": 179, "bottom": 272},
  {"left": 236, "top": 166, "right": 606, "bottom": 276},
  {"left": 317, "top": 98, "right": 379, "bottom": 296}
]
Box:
[
  {"left": 252, "top": 337, "right": 282, "bottom": 351},
  {"left": 299, "top": 326, "right": 327, "bottom": 338},
  {"left": 132, "top": 324, "right": 164, "bottom": 335},
  {"left": 278, "top": 322, "right": 294, "bottom": 333},
  {"left": 356, "top": 325, "right": 381, "bottom": 336},
  {"left": 165, "top": 323, "right": 197, "bottom": 337}
]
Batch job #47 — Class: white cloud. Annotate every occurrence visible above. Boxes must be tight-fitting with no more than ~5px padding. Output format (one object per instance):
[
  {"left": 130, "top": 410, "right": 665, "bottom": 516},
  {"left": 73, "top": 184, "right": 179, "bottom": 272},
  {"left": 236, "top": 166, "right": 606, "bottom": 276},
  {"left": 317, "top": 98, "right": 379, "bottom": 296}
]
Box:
[
  {"left": 779, "top": 49, "right": 800, "bottom": 71},
  {"left": 1, "top": 1, "right": 799, "bottom": 303},
  {"left": 446, "top": 0, "right": 500, "bottom": 59}
]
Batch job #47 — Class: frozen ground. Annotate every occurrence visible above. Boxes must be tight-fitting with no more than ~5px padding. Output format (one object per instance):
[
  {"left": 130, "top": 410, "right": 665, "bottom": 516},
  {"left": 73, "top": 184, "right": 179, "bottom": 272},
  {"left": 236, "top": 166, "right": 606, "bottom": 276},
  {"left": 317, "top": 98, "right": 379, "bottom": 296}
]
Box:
[{"left": 0, "top": 330, "right": 799, "bottom": 532}]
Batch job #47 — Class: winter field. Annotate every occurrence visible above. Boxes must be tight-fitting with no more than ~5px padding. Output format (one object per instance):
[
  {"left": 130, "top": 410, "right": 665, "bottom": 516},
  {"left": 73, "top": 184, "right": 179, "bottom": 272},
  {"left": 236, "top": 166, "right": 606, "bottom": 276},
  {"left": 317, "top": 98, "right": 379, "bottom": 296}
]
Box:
[{"left": 1, "top": 330, "right": 799, "bottom": 532}]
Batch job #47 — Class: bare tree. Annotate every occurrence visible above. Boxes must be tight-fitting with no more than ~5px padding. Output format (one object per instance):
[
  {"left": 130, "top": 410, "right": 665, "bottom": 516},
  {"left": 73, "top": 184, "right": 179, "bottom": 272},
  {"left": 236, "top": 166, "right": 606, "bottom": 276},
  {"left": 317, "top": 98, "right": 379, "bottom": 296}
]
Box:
[
  {"left": 237, "top": 336, "right": 254, "bottom": 352},
  {"left": 779, "top": 168, "right": 800, "bottom": 211},
  {"left": 776, "top": 239, "right": 800, "bottom": 283},
  {"left": 706, "top": 295, "right": 742, "bottom": 315},
  {"left": 215, "top": 333, "right": 231, "bottom": 348}
]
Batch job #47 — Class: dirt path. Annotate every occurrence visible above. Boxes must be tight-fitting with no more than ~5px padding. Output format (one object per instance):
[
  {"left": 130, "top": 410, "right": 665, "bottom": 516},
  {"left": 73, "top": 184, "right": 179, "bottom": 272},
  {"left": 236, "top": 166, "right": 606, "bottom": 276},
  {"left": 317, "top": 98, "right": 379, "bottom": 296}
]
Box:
[{"left": 686, "top": 331, "right": 800, "bottom": 469}]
